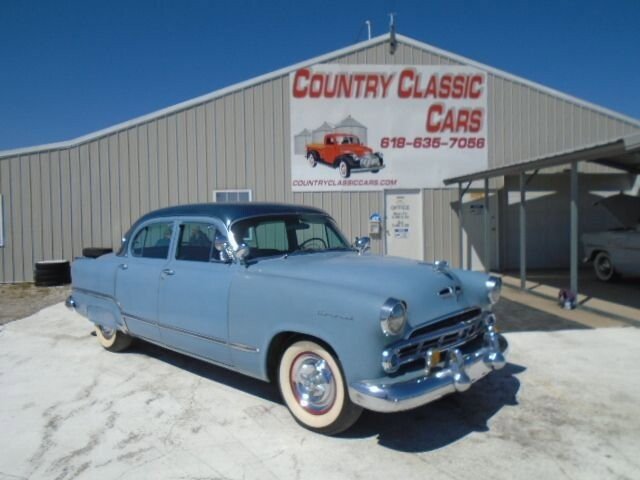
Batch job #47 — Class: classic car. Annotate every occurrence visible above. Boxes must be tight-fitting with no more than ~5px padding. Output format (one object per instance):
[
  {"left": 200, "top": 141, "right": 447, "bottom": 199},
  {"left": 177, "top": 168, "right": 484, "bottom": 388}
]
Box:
[
  {"left": 582, "top": 193, "right": 640, "bottom": 281},
  {"left": 306, "top": 133, "right": 384, "bottom": 178},
  {"left": 66, "top": 202, "right": 508, "bottom": 434}
]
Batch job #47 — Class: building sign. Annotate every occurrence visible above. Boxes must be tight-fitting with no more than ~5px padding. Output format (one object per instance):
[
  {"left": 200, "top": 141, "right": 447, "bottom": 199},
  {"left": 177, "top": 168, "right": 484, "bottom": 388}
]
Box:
[{"left": 290, "top": 64, "right": 488, "bottom": 192}]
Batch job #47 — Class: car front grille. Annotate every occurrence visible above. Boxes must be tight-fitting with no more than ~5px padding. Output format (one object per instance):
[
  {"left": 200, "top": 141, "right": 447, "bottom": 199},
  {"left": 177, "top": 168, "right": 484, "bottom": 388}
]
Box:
[
  {"left": 409, "top": 307, "right": 482, "bottom": 339},
  {"left": 387, "top": 307, "right": 485, "bottom": 374}
]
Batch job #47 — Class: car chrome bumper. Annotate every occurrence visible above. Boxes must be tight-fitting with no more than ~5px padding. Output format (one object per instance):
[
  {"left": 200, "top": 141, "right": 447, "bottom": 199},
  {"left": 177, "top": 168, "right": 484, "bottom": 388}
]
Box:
[
  {"left": 65, "top": 295, "right": 77, "bottom": 311},
  {"left": 351, "top": 165, "right": 385, "bottom": 174},
  {"left": 348, "top": 333, "right": 508, "bottom": 413}
]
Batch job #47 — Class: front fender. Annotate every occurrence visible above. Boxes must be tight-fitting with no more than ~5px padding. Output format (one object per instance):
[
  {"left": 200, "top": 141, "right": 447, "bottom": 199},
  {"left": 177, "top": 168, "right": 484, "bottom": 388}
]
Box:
[{"left": 227, "top": 269, "right": 390, "bottom": 384}]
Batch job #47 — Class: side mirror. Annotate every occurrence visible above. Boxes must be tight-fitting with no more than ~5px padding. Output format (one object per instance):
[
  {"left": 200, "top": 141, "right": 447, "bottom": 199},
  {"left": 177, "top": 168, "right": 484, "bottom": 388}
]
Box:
[
  {"left": 214, "top": 235, "right": 227, "bottom": 252},
  {"left": 234, "top": 243, "right": 251, "bottom": 264},
  {"left": 213, "top": 235, "right": 232, "bottom": 263},
  {"left": 354, "top": 236, "right": 371, "bottom": 255}
]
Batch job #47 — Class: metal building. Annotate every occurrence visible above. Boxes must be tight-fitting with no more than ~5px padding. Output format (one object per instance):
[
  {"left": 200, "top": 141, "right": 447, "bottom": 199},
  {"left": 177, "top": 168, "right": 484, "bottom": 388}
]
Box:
[{"left": 1, "top": 33, "right": 639, "bottom": 283}]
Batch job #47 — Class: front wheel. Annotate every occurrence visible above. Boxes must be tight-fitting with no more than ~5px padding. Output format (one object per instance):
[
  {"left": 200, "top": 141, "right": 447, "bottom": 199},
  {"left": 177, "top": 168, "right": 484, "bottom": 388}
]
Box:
[
  {"left": 594, "top": 251, "right": 616, "bottom": 282},
  {"left": 307, "top": 151, "right": 318, "bottom": 168},
  {"left": 338, "top": 159, "right": 351, "bottom": 179},
  {"left": 95, "top": 325, "right": 133, "bottom": 352},
  {"left": 278, "top": 340, "right": 362, "bottom": 435}
]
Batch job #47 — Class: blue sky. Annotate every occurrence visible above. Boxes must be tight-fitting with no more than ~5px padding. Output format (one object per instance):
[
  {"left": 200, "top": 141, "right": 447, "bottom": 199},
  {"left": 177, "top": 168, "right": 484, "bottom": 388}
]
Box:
[{"left": 1, "top": 0, "right": 638, "bottom": 150}]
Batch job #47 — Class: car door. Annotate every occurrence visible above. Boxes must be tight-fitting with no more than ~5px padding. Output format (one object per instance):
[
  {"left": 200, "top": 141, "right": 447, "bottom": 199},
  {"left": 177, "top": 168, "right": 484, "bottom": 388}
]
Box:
[
  {"left": 115, "top": 220, "right": 175, "bottom": 343},
  {"left": 157, "top": 219, "right": 233, "bottom": 365}
]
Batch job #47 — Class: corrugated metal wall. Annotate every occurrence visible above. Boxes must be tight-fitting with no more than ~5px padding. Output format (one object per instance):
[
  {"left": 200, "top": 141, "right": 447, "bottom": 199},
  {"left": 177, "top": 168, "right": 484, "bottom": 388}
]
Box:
[{"left": 1, "top": 39, "right": 638, "bottom": 282}]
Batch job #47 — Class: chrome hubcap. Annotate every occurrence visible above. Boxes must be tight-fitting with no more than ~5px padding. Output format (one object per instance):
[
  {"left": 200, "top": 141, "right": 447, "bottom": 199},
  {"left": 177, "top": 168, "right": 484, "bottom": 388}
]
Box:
[
  {"left": 339, "top": 162, "right": 347, "bottom": 177},
  {"left": 597, "top": 257, "right": 612, "bottom": 277},
  {"left": 99, "top": 326, "right": 115, "bottom": 340},
  {"left": 308, "top": 155, "right": 316, "bottom": 166},
  {"left": 290, "top": 353, "right": 336, "bottom": 414}
]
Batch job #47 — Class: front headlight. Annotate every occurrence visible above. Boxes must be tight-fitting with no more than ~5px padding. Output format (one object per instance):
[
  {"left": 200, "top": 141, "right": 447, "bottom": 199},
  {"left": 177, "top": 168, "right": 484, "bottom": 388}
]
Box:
[
  {"left": 486, "top": 276, "right": 502, "bottom": 305},
  {"left": 380, "top": 298, "right": 407, "bottom": 336}
]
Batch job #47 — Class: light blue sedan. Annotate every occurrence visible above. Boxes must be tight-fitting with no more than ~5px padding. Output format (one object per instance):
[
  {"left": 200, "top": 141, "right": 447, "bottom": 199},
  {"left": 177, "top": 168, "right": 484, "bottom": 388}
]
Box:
[{"left": 67, "top": 203, "right": 508, "bottom": 434}]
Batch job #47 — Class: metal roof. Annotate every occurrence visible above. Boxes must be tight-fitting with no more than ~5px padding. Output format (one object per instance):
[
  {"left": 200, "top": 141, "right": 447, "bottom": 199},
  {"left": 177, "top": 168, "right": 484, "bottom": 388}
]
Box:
[
  {"left": 443, "top": 133, "right": 640, "bottom": 184},
  {"left": 1, "top": 33, "right": 639, "bottom": 159}
]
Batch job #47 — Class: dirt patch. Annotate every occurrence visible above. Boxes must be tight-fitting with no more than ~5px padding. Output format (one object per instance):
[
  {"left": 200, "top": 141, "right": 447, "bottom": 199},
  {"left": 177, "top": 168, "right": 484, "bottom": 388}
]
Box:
[{"left": 0, "top": 283, "right": 71, "bottom": 325}]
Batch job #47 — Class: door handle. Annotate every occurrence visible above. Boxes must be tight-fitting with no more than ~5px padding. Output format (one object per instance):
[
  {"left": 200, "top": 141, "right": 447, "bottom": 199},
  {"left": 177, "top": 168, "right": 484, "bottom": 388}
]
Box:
[
  {"left": 118, "top": 263, "right": 128, "bottom": 270},
  {"left": 161, "top": 268, "right": 175, "bottom": 277}
]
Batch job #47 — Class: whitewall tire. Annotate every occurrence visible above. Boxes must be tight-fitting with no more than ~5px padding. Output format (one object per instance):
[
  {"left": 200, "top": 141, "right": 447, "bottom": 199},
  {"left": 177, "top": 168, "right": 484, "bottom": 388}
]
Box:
[
  {"left": 95, "top": 325, "right": 133, "bottom": 352},
  {"left": 278, "top": 340, "right": 362, "bottom": 435}
]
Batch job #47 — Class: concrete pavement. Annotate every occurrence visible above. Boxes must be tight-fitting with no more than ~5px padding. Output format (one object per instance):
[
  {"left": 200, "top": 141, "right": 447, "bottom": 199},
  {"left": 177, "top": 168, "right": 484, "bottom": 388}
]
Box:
[{"left": 1, "top": 304, "right": 639, "bottom": 480}]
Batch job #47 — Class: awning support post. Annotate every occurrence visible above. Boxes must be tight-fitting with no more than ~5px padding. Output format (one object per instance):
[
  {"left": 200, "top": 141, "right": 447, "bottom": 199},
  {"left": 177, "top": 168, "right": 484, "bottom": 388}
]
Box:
[
  {"left": 570, "top": 161, "right": 579, "bottom": 295},
  {"left": 519, "top": 172, "right": 526, "bottom": 290},
  {"left": 483, "top": 177, "right": 490, "bottom": 273},
  {"left": 458, "top": 182, "right": 464, "bottom": 269}
]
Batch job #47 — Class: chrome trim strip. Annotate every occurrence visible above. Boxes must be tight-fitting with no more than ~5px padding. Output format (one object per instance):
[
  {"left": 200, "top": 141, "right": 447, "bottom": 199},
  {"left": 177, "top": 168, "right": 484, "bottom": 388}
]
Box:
[
  {"left": 74, "top": 287, "right": 118, "bottom": 304},
  {"left": 157, "top": 322, "right": 227, "bottom": 346},
  {"left": 229, "top": 342, "right": 260, "bottom": 353},
  {"left": 156, "top": 320, "right": 260, "bottom": 353},
  {"left": 80, "top": 291, "right": 261, "bottom": 353},
  {"left": 122, "top": 312, "right": 157, "bottom": 327}
]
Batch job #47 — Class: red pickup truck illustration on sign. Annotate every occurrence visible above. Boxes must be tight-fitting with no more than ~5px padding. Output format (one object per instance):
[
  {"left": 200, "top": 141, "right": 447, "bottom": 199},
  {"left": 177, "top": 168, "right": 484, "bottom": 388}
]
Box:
[{"left": 306, "top": 133, "right": 385, "bottom": 178}]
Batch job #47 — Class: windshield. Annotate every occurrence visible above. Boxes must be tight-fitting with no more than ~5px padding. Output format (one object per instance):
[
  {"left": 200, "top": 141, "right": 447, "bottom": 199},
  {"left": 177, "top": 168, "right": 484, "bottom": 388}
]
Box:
[{"left": 230, "top": 214, "right": 352, "bottom": 259}]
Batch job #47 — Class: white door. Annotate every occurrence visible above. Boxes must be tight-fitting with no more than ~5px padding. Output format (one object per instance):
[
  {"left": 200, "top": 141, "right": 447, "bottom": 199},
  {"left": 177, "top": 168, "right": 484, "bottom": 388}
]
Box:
[
  {"left": 385, "top": 190, "right": 424, "bottom": 260},
  {"left": 462, "top": 191, "right": 499, "bottom": 271}
]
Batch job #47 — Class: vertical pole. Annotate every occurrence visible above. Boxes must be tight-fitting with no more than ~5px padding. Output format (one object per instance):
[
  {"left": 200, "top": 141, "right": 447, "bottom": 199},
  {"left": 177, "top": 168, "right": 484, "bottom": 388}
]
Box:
[
  {"left": 483, "top": 177, "right": 490, "bottom": 273},
  {"left": 570, "top": 161, "right": 579, "bottom": 295},
  {"left": 458, "top": 182, "right": 464, "bottom": 269},
  {"left": 519, "top": 172, "right": 526, "bottom": 290}
]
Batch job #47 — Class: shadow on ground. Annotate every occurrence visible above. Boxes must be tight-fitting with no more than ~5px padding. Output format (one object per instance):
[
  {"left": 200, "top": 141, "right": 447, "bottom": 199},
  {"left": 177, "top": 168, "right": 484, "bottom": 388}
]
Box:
[
  {"left": 341, "top": 363, "right": 524, "bottom": 451},
  {"left": 505, "top": 269, "right": 640, "bottom": 311},
  {"left": 125, "top": 338, "right": 524, "bottom": 453},
  {"left": 494, "top": 297, "right": 589, "bottom": 332}
]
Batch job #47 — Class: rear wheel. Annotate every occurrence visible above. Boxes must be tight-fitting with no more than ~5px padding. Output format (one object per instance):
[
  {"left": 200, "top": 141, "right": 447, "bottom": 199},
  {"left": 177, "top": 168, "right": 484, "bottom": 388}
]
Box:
[
  {"left": 95, "top": 325, "right": 133, "bottom": 352},
  {"left": 278, "top": 340, "right": 362, "bottom": 435},
  {"left": 594, "top": 251, "right": 616, "bottom": 282}
]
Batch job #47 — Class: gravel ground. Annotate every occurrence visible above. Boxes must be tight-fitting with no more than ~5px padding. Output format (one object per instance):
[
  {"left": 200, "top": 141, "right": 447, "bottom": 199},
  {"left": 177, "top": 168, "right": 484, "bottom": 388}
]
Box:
[
  {"left": 0, "top": 304, "right": 639, "bottom": 480},
  {"left": 0, "top": 284, "right": 70, "bottom": 325}
]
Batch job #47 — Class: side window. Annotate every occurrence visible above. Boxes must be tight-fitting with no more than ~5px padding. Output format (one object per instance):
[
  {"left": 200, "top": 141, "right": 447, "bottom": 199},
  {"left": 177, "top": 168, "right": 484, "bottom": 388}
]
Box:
[
  {"left": 176, "top": 222, "right": 221, "bottom": 262},
  {"left": 131, "top": 222, "right": 173, "bottom": 259}
]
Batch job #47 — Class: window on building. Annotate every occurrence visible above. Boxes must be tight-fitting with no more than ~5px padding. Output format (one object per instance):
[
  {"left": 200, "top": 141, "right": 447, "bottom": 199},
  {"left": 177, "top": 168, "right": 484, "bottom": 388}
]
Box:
[
  {"left": 213, "top": 189, "right": 252, "bottom": 203},
  {"left": 130, "top": 222, "right": 173, "bottom": 259},
  {"left": 175, "top": 222, "right": 224, "bottom": 263}
]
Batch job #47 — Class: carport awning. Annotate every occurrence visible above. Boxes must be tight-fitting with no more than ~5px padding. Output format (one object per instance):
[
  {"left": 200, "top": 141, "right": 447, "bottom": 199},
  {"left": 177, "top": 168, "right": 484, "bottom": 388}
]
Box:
[
  {"left": 444, "top": 132, "right": 640, "bottom": 302},
  {"left": 443, "top": 132, "right": 640, "bottom": 185}
]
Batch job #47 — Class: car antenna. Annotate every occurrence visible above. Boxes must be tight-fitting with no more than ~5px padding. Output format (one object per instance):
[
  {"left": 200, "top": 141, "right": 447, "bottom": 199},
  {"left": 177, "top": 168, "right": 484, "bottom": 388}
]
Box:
[{"left": 389, "top": 13, "right": 397, "bottom": 55}]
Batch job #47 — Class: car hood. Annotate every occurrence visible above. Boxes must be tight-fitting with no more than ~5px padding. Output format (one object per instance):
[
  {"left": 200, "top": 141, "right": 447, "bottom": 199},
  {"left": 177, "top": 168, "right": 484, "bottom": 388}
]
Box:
[
  {"left": 342, "top": 145, "right": 373, "bottom": 156},
  {"left": 594, "top": 193, "right": 640, "bottom": 229},
  {"left": 246, "top": 252, "right": 485, "bottom": 327}
]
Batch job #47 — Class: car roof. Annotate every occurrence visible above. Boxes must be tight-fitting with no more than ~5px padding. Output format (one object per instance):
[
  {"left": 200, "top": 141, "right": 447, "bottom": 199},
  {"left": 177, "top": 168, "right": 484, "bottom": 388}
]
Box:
[
  {"left": 134, "top": 202, "right": 329, "bottom": 228},
  {"left": 118, "top": 202, "right": 331, "bottom": 255}
]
